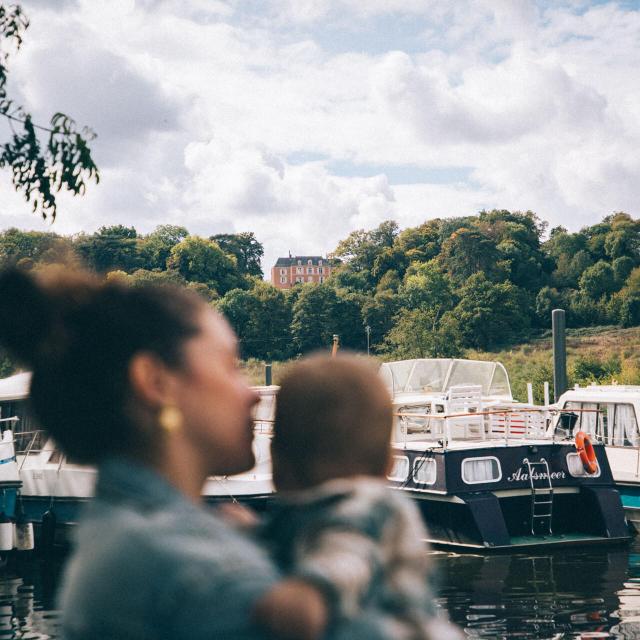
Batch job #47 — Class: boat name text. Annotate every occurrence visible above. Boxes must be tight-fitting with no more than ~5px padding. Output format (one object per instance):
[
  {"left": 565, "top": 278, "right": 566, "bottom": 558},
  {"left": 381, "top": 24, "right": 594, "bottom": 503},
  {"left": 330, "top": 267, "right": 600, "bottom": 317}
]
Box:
[{"left": 507, "top": 467, "right": 566, "bottom": 482}]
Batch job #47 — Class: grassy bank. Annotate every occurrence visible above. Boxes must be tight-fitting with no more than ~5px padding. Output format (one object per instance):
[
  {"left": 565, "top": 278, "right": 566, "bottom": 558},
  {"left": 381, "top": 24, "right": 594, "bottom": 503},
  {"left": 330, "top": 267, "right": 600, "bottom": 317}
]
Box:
[
  {"left": 243, "top": 326, "right": 640, "bottom": 404},
  {"left": 471, "top": 326, "right": 640, "bottom": 403}
]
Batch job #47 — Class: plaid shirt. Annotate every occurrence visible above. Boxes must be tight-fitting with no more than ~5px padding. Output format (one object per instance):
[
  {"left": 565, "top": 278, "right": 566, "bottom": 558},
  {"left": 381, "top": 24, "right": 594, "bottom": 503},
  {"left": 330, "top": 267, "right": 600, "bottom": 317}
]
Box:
[{"left": 263, "top": 477, "right": 462, "bottom": 640}]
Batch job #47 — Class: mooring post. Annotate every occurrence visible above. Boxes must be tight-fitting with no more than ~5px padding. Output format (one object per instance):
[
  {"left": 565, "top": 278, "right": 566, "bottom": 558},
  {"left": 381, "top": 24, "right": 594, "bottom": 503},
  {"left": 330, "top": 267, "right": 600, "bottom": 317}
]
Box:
[
  {"left": 265, "top": 363, "right": 272, "bottom": 386},
  {"left": 552, "top": 309, "right": 567, "bottom": 402}
]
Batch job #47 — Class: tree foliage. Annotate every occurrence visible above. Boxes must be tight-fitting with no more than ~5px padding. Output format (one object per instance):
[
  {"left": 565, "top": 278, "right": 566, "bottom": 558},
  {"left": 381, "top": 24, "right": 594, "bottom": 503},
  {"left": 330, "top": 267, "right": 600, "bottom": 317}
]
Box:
[
  {"left": 211, "top": 232, "right": 264, "bottom": 278},
  {"left": 167, "top": 236, "right": 240, "bottom": 294},
  {"left": 217, "top": 280, "right": 292, "bottom": 360},
  {"left": 0, "top": 4, "right": 98, "bottom": 219},
  {"left": 7, "top": 208, "right": 640, "bottom": 364}
]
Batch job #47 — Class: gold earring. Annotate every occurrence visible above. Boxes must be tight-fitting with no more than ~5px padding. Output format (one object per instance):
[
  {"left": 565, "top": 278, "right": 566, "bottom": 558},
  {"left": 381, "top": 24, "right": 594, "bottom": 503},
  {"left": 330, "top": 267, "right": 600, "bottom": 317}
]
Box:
[{"left": 158, "top": 405, "right": 184, "bottom": 434}]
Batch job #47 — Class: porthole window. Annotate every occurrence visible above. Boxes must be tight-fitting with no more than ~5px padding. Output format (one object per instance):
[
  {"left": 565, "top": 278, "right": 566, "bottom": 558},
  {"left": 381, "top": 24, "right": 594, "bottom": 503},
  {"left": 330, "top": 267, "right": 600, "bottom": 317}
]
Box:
[
  {"left": 462, "top": 456, "right": 502, "bottom": 484},
  {"left": 412, "top": 458, "right": 436, "bottom": 485},
  {"left": 387, "top": 455, "right": 409, "bottom": 481},
  {"left": 566, "top": 453, "right": 601, "bottom": 478}
]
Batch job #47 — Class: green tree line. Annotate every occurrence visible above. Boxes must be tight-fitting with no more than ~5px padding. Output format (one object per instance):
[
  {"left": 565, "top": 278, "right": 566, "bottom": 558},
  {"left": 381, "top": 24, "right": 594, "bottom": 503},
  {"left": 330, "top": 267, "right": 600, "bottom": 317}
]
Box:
[{"left": 4, "top": 210, "right": 640, "bottom": 365}]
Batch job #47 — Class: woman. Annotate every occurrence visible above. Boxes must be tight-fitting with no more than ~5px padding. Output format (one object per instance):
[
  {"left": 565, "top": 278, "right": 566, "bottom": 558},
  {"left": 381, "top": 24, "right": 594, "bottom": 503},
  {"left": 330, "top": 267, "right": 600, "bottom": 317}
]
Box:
[{"left": 0, "top": 268, "right": 323, "bottom": 640}]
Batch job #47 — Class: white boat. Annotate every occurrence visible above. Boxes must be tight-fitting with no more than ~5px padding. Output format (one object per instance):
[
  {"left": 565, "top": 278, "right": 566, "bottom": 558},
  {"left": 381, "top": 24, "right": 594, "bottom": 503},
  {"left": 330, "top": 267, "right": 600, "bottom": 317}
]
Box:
[
  {"left": 549, "top": 384, "right": 640, "bottom": 529},
  {"left": 381, "top": 359, "right": 630, "bottom": 549},
  {"left": 0, "top": 372, "right": 275, "bottom": 534}
]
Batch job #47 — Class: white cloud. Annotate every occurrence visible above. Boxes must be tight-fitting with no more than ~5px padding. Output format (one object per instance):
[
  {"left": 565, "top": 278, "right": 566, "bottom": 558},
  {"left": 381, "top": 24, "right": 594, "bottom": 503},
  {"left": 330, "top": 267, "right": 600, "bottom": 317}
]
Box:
[
  {"left": 181, "top": 137, "right": 396, "bottom": 266},
  {"left": 0, "top": 0, "right": 638, "bottom": 274}
]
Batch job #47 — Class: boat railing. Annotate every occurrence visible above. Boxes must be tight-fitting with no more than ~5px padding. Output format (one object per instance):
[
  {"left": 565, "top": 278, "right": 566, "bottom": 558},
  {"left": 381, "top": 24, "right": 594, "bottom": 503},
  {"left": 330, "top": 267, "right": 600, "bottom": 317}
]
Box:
[
  {"left": 394, "top": 407, "right": 550, "bottom": 448},
  {"left": 14, "top": 420, "right": 276, "bottom": 465},
  {"left": 394, "top": 406, "right": 617, "bottom": 449}
]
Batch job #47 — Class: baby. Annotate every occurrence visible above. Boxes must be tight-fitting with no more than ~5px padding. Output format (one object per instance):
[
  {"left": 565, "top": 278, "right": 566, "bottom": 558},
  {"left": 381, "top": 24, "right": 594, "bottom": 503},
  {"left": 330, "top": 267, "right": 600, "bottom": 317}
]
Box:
[{"left": 254, "top": 353, "right": 462, "bottom": 640}]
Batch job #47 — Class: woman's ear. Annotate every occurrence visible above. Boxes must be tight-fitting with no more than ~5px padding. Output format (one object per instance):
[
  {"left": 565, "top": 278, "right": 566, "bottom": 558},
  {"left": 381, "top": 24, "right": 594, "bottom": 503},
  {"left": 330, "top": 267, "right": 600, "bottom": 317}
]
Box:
[{"left": 128, "top": 352, "right": 176, "bottom": 409}]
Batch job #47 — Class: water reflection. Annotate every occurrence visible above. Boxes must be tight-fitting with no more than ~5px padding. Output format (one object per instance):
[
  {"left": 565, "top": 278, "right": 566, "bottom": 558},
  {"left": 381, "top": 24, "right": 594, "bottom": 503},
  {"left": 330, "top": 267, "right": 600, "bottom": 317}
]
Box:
[
  {"left": 3, "top": 544, "right": 640, "bottom": 638},
  {"left": 0, "top": 559, "right": 61, "bottom": 639},
  {"left": 433, "top": 543, "right": 640, "bottom": 639}
]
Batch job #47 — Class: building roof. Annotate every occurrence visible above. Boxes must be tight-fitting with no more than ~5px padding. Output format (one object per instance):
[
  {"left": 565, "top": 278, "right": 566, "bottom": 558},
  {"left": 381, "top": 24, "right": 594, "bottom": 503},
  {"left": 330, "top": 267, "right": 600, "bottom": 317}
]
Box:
[{"left": 274, "top": 256, "right": 333, "bottom": 267}]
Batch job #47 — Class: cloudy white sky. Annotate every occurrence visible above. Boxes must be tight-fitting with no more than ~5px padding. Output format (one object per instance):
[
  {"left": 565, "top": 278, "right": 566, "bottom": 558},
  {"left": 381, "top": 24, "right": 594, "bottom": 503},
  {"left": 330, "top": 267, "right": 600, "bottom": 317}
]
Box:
[{"left": 2, "top": 0, "right": 640, "bottom": 271}]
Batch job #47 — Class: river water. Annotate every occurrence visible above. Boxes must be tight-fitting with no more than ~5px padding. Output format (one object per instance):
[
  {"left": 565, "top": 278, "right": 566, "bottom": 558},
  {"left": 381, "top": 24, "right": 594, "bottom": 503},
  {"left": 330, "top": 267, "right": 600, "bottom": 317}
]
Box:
[{"left": 4, "top": 542, "right": 640, "bottom": 638}]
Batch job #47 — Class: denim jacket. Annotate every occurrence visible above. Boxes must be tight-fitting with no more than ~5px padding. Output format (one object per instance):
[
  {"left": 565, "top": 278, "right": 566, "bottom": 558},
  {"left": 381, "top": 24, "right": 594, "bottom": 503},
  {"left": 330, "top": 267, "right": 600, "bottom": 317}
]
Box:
[{"left": 59, "top": 458, "right": 278, "bottom": 640}]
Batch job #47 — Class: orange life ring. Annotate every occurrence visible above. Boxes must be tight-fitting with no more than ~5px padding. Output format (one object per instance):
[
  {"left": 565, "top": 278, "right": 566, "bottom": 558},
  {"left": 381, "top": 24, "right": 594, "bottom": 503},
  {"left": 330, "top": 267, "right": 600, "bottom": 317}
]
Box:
[{"left": 575, "top": 431, "right": 598, "bottom": 474}]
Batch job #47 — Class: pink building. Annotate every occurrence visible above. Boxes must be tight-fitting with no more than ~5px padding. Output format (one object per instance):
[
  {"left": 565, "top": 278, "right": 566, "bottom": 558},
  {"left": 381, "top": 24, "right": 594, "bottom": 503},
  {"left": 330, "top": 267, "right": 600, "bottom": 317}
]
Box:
[{"left": 270, "top": 255, "right": 335, "bottom": 290}]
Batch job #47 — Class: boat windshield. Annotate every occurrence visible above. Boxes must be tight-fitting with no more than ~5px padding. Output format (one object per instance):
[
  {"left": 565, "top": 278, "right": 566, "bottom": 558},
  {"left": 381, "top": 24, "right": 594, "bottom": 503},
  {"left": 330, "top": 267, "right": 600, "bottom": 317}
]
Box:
[{"left": 380, "top": 359, "right": 512, "bottom": 399}]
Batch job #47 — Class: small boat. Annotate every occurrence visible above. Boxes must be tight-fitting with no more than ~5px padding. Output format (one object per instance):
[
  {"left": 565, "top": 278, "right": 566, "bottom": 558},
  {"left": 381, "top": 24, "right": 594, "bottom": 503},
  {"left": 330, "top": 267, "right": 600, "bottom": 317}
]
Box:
[
  {"left": 382, "top": 359, "right": 631, "bottom": 550},
  {"left": 0, "top": 372, "right": 275, "bottom": 547},
  {"left": 549, "top": 384, "right": 640, "bottom": 530}
]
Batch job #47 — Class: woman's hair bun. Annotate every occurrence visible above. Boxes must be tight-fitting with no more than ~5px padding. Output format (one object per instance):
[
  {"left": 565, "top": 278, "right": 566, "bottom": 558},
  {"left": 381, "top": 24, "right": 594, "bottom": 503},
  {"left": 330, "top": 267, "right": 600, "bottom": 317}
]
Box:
[{"left": 0, "top": 268, "right": 57, "bottom": 366}]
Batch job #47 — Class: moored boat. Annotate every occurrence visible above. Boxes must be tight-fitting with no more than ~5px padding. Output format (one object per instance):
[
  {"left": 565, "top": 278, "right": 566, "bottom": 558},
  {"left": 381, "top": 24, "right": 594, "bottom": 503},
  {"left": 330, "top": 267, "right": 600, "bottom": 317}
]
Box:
[
  {"left": 0, "top": 372, "right": 275, "bottom": 548},
  {"left": 549, "top": 384, "right": 640, "bottom": 530},
  {"left": 383, "top": 359, "right": 631, "bottom": 549}
]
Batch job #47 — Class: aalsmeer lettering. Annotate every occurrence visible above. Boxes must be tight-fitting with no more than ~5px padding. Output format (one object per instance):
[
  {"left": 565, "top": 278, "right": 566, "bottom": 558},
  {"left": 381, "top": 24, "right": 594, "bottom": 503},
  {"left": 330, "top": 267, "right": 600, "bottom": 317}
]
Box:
[{"left": 506, "top": 466, "right": 566, "bottom": 482}]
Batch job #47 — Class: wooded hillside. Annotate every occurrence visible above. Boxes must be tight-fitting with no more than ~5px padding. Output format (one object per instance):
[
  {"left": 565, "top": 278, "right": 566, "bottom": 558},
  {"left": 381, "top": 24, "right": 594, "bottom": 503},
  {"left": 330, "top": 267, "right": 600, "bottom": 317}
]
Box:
[{"left": 3, "top": 210, "right": 640, "bottom": 365}]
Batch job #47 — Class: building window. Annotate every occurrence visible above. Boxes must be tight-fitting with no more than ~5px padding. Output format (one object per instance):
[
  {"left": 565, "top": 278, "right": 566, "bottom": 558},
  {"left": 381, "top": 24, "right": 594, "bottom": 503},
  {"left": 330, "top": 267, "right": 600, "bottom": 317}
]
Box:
[
  {"left": 295, "top": 276, "right": 303, "bottom": 283},
  {"left": 280, "top": 277, "right": 287, "bottom": 284},
  {"left": 296, "top": 267, "right": 303, "bottom": 274},
  {"left": 280, "top": 268, "right": 286, "bottom": 275},
  {"left": 297, "top": 260, "right": 302, "bottom": 266},
  {"left": 307, "top": 267, "right": 313, "bottom": 274},
  {"left": 318, "top": 267, "right": 324, "bottom": 274},
  {"left": 307, "top": 259, "right": 312, "bottom": 265},
  {"left": 319, "top": 276, "right": 324, "bottom": 283},
  {"left": 319, "top": 260, "right": 323, "bottom": 266}
]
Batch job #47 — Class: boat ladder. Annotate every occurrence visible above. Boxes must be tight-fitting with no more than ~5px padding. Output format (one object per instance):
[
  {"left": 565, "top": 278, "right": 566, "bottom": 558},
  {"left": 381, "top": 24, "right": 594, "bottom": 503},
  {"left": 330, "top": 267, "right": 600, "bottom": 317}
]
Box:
[{"left": 523, "top": 458, "right": 554, "bottom": 536}]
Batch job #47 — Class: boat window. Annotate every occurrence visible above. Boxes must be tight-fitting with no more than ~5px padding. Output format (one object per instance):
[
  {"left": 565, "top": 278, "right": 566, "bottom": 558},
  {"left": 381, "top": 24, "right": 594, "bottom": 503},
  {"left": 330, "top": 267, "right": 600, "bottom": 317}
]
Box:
[
  {"left": 448, "top": 361, "right": 496, "bottom": 396},
  {"left": 461, "top": 456, "right": 502, "bottom": 484},
  {"left": 560, "top": 401, "right": 639, "bottom": 447},
  {"left": 385, "top": 361, "right": 414, "bottom": 394},
  {"left": 398, "top": 405, "right": 436, "bottom": 435},
  {"left": 581, "top": 402, "right": 599, "bottom": 438},
  {"left": 387, "top": 455, "right": 410, "bottom": 481},
  {"left": 609, "top": 403, "right": 639, "bottom": 447},
  {"left": 253, "top": 393, "right": 276, "bottom": 422},
  {"left": 566, "top": 453, "right": 601, "bottom": 478},
  {"left": 489, "top": 364, "right": 511, "bottom": 398},
  {"left": 379, "top": 366, "right": 393, "bottom": 393},
  {"left": 407, "top": 360, "right": 450, "bottom": 393},
  {"left": 412, "top": 458, "right": 436, "bottom": 484},
  {"left": 381, "top": 358, "right": 513, "bottom": 398},
  {"left": 560, "top": 401, "right": 597, "bottom": 438}
]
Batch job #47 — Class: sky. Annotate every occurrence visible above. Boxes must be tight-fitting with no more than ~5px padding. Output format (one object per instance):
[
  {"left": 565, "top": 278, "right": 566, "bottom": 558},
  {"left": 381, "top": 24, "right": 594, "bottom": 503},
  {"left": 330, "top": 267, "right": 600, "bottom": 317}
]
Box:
[{"left": 2, "top": 0, "right": 640, "bottom": 272}]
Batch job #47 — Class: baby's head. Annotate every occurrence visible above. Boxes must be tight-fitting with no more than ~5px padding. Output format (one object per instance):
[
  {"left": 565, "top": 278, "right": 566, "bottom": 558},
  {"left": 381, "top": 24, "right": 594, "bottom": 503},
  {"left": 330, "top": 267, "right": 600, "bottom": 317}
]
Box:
[{"left": 272, "top": 353, "right": 392, "bottom": 491}]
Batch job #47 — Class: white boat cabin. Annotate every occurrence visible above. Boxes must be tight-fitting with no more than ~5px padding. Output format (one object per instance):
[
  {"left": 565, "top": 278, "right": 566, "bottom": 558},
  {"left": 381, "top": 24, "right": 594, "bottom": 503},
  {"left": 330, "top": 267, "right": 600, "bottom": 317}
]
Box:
[
  {"left": 550, "top": 385, "right": 640, "bottom": 446},
  {"left": 380, "top": 359, "right": 548, "bottom": 445},
  {"left": 550, "top": 385, "right": 640, "bottom": 484}
]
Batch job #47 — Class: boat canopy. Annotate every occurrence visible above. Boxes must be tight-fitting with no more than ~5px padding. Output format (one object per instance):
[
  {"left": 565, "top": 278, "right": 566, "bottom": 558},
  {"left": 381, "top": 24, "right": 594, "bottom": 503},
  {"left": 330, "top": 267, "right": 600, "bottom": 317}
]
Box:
[
  {"left": 380, "top": 359, "right": 512, "bottom": 400},
  {"left": 0, "top": 372, "right": 30, "bottom": 402}
]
